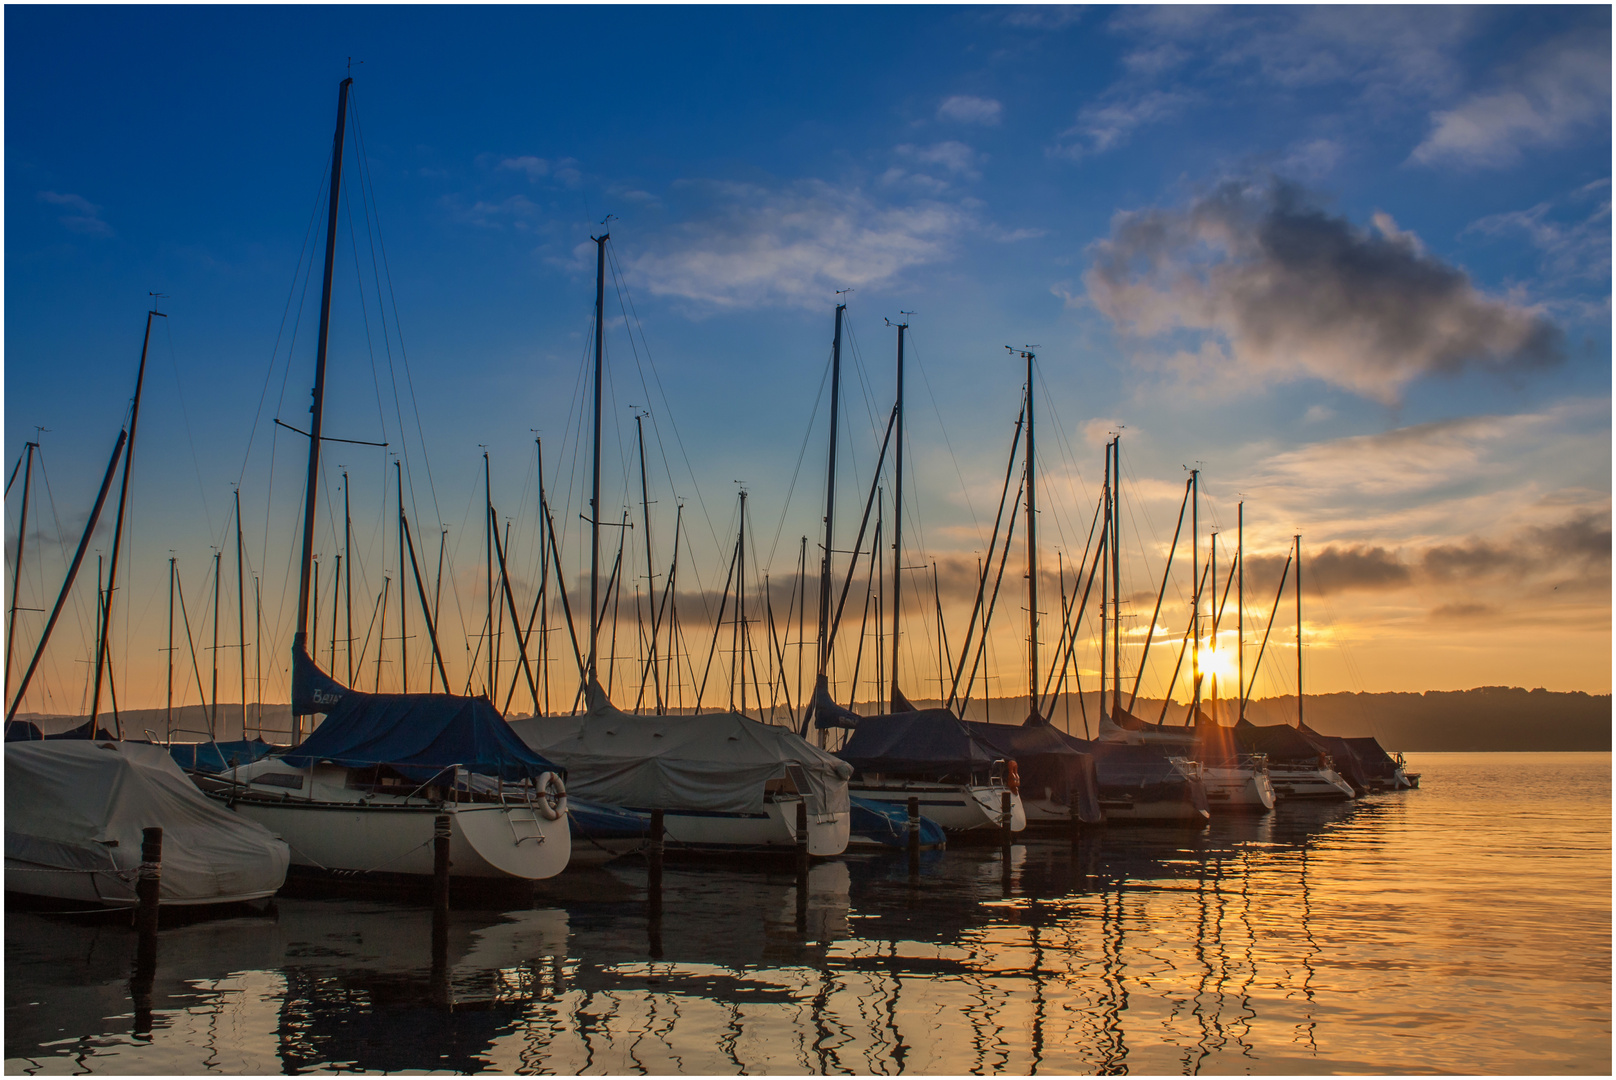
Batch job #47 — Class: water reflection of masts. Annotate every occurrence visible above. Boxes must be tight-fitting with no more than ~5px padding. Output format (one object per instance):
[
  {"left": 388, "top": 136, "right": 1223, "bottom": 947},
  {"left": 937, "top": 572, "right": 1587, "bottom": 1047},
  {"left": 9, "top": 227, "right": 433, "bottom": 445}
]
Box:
[
  {"left": 1098, "top": 877, "right": 1129, "bottom": 1072},
  {"left": 1297, "top": 841, "right": 1319, "bottom": 1055}
]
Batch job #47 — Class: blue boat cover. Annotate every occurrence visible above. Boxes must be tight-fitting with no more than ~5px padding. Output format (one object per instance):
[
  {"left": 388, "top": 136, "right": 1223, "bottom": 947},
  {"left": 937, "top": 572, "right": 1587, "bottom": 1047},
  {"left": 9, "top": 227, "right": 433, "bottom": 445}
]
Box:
[
  {"left": 293, "top": 643, "right": 351, "bottom": 716},
  {"left": 1234, "top": 718, "right": 1321, "bottom": 763},
  {"left": 169, "top": 738, "right": 277, "bottom": 774},
  {"left": 568, "top": 798, "right": 649, "bottom": 841},
  {"left": 848, "top": 796, "right": 946, "bottom": 848},
  {"left": 4, "top": 720, "right": 41, "bottom": 741},
  {"left": 807, "top": 676, "right": 866, "bottom": 732},
  {"left": 281, "top": 651, "right": 558, "bottom": 782},
  {"left": 836, "top": 710, "right": 1002, "bottom": 775}
]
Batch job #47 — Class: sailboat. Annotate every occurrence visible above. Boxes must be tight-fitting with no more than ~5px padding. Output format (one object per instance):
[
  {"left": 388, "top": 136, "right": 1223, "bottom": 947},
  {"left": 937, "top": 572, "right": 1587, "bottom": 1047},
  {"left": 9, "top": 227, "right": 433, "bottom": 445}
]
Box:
[
  {"left": 802, "top": 315, "right": 1025, "bottom": 834},
  {"left": 510, "top": 233, "right": 850, "bottom": 857},
  {"left": 204, "top": 77, "right": 571, "bottom": 882}
]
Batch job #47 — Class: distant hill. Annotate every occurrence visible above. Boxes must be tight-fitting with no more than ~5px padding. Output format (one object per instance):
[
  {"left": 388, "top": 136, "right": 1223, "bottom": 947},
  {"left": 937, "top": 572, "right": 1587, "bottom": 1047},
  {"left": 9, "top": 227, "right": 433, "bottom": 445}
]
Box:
[{"left": 15, "top": 686, "right": 1610, "bottom": 752}]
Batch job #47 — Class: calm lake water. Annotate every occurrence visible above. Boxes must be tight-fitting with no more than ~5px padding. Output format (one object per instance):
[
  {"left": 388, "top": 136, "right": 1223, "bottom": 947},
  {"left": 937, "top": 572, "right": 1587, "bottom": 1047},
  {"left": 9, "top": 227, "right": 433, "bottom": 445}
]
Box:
[{"left": 6, "top": 752, "right": 1609, "bottom": 1075}]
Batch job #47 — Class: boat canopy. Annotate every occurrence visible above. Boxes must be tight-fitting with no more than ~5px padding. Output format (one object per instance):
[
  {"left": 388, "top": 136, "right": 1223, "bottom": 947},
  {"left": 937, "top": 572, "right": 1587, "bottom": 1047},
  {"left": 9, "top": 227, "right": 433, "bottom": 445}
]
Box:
[
  {"left": 962, "top": 719, "right": 1103, "bottom": 821},
  {"left": 1341, "top": 736, "right": 1401, "bottom": 781},
  {"left": 836, "top": 710, "right": 1003, "bottom": 775},
  {"left": 5, "top": 717, "right": 117, "bottom": 742},
  {"left": 510, "top": 682, "right": 851, "bottom": 816},
  {"left": 1234, "top": 718, "right": 1321, "bottom": 762},
  {"left": 5, "top": 740, "right": 289, "bottom": 903}
]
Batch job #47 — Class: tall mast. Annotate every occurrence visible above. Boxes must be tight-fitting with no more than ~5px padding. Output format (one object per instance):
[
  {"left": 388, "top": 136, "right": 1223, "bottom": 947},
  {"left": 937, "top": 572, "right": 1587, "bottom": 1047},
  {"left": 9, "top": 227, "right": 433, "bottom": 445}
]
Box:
[
  {"left": 90, "top": 307, "right": 159, "bottom": 737},
  {"left": 1190, "top": 467, "right": 1200, "bottom": 725},
  {"left": 889, "top": 316, "right": 908, "bottom": 713},
  {"left": 254, "top": 575, "right": 262, "bottom": 736},
  {"left": 1022, "top": 348, "right": 1038, "bottom": 720},
  {"left": 343, "top": 471, "right": 353, "bottom": 685},
  {"left": 485, "top": 450, "right": 495, "bottom": 699},
  {"left": 1209, "top": 532, "right": 1217, "bottom": 723},
  {"left": 816, "top": 302, "right": 847, "bottom": 690},
  {"left": 1237, "top": 502, "right": 1244, "bottom": 723},
  {"left": 236, "top": 489, "right": 247, "bottom": 736},
  {"left": 1111, "top": 434, "right": 1122, "bottom": 719},
  {"left": 294, "top": 75, "right": 353, "bottom": 657},
  {"left": 396, "top": 459, "right": 406, "bottom": 693},
  {"left": 536, "top": 436, "right": 549, "bottom": 712},
  {"left": 738, "top": 488, "right": 748, "bottom": 718},
  {"left": 1296, "top": 533, "right": 1304, "bottom": 729},
  {"left": 167, "top": 556, "right": 175, "bottom": 732},
  {"left": 1099, "top": 440, "right": 1110, "bottom": 718},
  {"left": 636, "top": 413, "right": 662, "bottom": 713},
  {"left": 6, "top": 440, "right": 37, "bottom": 696},
  {"left": 587, "top": 231, "right": 609, "bottom": 691},
  {"left": 211, "top": 549, "right": 220, "bottom": 734}
]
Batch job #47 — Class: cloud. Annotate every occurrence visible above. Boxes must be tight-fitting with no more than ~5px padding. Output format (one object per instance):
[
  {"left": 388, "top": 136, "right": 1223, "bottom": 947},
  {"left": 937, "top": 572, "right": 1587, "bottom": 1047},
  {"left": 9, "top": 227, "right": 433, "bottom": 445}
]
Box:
[
  {"left": 444, "top": 193, "right": 543, "bottom": 231},
  {"left": 1001, "top": 6, "right": 1082, "bottom": 30},
  {"left": 626, "top": 179, "right": 972, "bottom": 310},
  {"left": 1054, "top": 90, "right": 1190, "bottom": 159},
  {"left": 38, "top": 191, "right": 111, "bottom": 236},
  {"left": 896, "top": 141, "right": 981, "bottom": 175},
  {"left": 937, "top": 95, "right": 1002, "bottom": 126},
  {"left": 1411, "top": 34, "right": 1611, "bottom": 169},
  {"left": 1465, "top": 181, "right": 1612, "bottom": 284},
  {"left": 499, "top": 155, "right": 550, "bottom": 181},
  {"left": 1081, "top": 178, "right": 1565, "bottom": 402}
]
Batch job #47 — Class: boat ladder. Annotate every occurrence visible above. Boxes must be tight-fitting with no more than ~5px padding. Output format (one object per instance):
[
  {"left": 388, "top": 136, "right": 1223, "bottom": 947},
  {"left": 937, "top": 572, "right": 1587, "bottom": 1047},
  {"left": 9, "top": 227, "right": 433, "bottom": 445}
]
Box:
[{"left": 504, "top": 805, "right": 548, "bottom": 846}]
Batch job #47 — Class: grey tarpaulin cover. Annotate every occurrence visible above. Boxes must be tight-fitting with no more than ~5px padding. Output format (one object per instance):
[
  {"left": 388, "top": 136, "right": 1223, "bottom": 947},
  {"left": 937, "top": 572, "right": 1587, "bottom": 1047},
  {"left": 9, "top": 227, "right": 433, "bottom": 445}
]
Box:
[
  {"left": 5, "top": 740, "right": 290, "bottom": 904},
  {"left": 509, "top": 682, "right": 851, "bottom": 816}
]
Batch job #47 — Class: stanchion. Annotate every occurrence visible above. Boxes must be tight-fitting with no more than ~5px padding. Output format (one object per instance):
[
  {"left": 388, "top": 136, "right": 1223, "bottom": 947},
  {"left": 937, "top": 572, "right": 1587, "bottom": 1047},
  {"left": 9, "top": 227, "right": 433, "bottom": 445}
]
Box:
[
  {"left": 647, "top": 809, "right": 664, "bottom": 958},
  {"left": 907, "top": 796, "right": 921, "bottom": 878},
  {"left": 431, "top": 815, "right": 451, "bottom": 1007},
  {"left": 795, "top": 801, "right": 809, "bottom": 934},
  {"left": 131, "top": 826, "right": 162, "bottom": 1035}
]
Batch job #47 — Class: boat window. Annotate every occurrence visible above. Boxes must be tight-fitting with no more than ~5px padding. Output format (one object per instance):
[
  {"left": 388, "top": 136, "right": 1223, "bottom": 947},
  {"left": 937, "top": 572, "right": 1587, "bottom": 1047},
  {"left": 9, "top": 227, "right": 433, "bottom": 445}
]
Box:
[{"left": 253, "top": 772, "right": 305, "bottom": 790}]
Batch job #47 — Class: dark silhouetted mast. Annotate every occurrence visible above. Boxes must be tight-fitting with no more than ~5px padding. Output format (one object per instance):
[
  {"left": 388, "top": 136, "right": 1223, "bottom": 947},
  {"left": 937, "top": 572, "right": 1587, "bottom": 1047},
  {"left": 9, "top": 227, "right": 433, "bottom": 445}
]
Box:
[
  {"left": 236, "top": 489, "right": 247, "bottom": 736},
  {"left": 295, "top": 76, "right": 353, "bottom": 660},
  {"left": 6, "top": 440, "right": 36, "bottom": 696},
  {"left": 817, "top": 303, "right": 846, "bottom": 694},
  {"left": 889, "top": 316, "right": 908, "bottom": 712},
  {"left": 1296, "top": 533, "right": 1303, "bottom": 729},
  {"left": 1111, "top": 434, "right": 1122, "bottom": 719},
  {"left": 587, "top": 231, "right": 609, "bottom": 690}
]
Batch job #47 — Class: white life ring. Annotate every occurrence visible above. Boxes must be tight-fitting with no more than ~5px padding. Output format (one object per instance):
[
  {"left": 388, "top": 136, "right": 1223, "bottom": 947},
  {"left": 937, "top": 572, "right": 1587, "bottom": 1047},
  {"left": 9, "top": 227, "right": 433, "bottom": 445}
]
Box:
[{"left": 536, "top": 772, "right": 566, "bottom": 821}]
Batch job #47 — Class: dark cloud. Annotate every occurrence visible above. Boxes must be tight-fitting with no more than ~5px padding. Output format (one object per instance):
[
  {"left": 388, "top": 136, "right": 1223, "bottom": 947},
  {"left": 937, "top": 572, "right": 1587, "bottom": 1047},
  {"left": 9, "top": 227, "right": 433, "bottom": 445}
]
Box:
[
  {"left": 1083, "top": 178, "right": 1565, "bottom": 402},
  {"left": 1431, "top": 602, "right": 1497, "bottom": 620},
  {"left": 1240, "top": 544, "right": 1410, "bottom": 599}
]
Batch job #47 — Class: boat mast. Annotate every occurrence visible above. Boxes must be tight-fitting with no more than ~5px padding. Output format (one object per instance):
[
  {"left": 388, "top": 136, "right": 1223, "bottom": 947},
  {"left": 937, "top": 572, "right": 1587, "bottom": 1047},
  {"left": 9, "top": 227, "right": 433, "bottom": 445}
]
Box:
[
  {"left": 5, "top": 440, "right": 36, "bottom": 697},
  {"left": 889, "top": 315, "right": 908, "bottom": 713},
  {"left": 1190, "top": 467, "right": 1200, "bottom": 725},
  {"left": 343, "top": 471, "right": 353, "bottom": 685},
  {"left": 1295, "top": 533, "right": 1303, "bottom": 729},
  {"left": 485, "top": 449, "right": 495, "bottom": 699},
  {"left": 236, "top": 489, "right": 247, "bottom": 737},
  {"left": 1237, "top": 502, "right": 1244, "bottom": 723},
  {"left": 587, "top": 230, "right": 609, "bottom": 692},
  {"left": 1209, "top": 531, "right": 1217, "bottom": 723},
  {"left": 1019, "top": 348, "right": 1038, "bottom": 721},
  {"left": 396, "top": 459, "right": 407, "bottom": 693},
  {"left": 1099, "top": 439, "right": 1110, "bottom": 719},
  {"left": 90, "top": 306, "right": 160, "bottom": 738},
  {"left": 1111, "top": 434, "right": 1122, "bottom": 720},
  {"left": 636, "top": 412, "right": 662, "bottom": 713},
  {"left": 211, "top": 549, "right": 220, "bottom": 735},
  {"left": 815, "top": 302, "right": 847, "bottom": 716},
  {"left": 738, "top": 487, "right": 748, "bottom": 718},
  {"left": 167, "top": 555, "right": 175, "bottom": 732},
  {"left": 294, "top": 76, "right": 352, "bottom": 666}
]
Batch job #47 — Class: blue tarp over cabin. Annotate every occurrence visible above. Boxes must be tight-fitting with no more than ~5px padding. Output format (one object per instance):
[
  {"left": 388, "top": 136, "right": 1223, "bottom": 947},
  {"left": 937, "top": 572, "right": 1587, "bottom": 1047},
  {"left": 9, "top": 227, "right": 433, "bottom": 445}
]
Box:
[{"left": 836, "top": 710, "right": 1002, "bottom": 777}]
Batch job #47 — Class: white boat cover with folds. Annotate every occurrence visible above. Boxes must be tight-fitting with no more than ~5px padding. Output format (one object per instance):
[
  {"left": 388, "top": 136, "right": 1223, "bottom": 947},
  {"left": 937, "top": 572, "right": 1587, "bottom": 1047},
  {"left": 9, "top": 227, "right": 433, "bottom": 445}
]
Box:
[
  {"left": 6, "top": 740, "right": 289, "bottom": 904},
  {"left": 510, "top": 683, "right": 851, "bottom": 816}
]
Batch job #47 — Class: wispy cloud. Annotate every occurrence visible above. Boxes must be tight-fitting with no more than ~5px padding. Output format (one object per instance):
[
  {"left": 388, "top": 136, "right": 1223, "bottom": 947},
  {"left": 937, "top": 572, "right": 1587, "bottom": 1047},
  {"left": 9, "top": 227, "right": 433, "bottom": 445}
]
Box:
[
  {"left": 1053, "top": 90, "right": 1190, "bottom": 159},
  {"left": 498, "top": 155, "right": 550, "bottom": 181},
  {"left": 1411, "top": 33, "right": 1611, "bottom": 169},
  {"left": 626, "top": 179, "right": 972, "bottom": 311},
  {"left": 443, "top": 193, "right": 543, "bottom": 231},
  {"left": 38, "top": 191, "right": 111, "bottom": 236},
  {"left": 1081, "top": 178, "right": 1565, "bottom": 402},
  {"left": 1465, "top": 180, "right": 1612, "bottom": 284},
  {"left": 937, "top": 95, "right": 1002, "bottom": 126}
]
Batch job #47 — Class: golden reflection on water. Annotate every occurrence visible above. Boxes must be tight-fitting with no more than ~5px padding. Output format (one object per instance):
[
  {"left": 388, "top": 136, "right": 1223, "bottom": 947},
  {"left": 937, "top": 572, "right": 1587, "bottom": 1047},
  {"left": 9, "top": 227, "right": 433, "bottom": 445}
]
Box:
[{"left": 5, "top": 753, "right": 1609, "bottom": 1074}]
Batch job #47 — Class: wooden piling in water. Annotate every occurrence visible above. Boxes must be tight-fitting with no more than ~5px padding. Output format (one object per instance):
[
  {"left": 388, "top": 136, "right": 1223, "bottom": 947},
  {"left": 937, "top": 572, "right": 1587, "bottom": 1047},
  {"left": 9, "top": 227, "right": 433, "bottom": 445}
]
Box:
[{"left": 432, "top": 814, "right": 451, "bottom": 913}]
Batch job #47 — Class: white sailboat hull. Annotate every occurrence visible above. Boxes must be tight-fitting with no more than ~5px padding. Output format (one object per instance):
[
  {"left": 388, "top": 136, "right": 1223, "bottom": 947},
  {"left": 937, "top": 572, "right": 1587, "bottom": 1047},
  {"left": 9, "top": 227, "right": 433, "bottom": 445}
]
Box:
[
  {"left": 847, "top": 781, "right": 1025, "bottom": 833},
  {"left": 1202, "top": 765, "right": 1276, "bottom": 812},
  {"left": 1268, "top": 765, "right": 1356, "bottom": 800},
  {"left": 215, "top": 762, "right": 570, "bottom": 881},
  {"left": 644, "top": 796, "right": 849, "bottom": 856}
]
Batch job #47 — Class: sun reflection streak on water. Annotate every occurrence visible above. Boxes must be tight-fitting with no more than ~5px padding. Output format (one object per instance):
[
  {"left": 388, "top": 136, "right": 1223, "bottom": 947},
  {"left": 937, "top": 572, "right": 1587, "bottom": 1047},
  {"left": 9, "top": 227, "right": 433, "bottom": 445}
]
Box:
[{"left": 4, "top": 752, "right": 1609, "bottom": 1075}]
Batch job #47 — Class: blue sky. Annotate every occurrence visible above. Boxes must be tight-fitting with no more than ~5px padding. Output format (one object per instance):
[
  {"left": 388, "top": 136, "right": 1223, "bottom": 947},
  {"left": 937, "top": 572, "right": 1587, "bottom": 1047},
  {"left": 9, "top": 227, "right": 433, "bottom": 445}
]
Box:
[{"left": 6, "top": 5, "right": 1610, "bottom": 718}]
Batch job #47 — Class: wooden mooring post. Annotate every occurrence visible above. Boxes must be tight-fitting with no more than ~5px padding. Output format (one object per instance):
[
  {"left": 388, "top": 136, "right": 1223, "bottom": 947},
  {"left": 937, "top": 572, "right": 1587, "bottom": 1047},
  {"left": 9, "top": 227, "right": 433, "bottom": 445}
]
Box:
[{"left": 131, "top": 826, "right": 162, "bottom": 1034}]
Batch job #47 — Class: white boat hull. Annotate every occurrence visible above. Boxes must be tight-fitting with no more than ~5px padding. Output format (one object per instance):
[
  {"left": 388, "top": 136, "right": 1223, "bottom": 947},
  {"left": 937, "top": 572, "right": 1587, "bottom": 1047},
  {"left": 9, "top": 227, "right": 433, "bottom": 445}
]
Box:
[
  {"left": 639, "top": 796, "right": 849, "bottom": 856},
  {"left": 1202, "top": 765, "right": 1276, "bottom": 812},
  {"left": 3, "top": 859, "right": 280, "bottom": 908},
  {"left": 1269, "top": 765, "right": 1357, "bottom": 800},
  {"left": 216, "top": 762, "right": 570, "bottom": 881},
  {"left": 847, "top": 781, "right": 1025, "bottom": 833}
]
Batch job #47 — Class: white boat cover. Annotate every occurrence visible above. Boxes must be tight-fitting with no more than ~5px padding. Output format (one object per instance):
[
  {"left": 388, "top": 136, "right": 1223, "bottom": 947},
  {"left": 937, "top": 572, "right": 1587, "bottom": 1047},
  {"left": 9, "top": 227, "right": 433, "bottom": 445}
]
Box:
[
  {"left": 510, "top": 683, "right": 852, "bottom": 816},
  {"left": 5, "top": 740, "right": 289, "bottom": 904}
]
